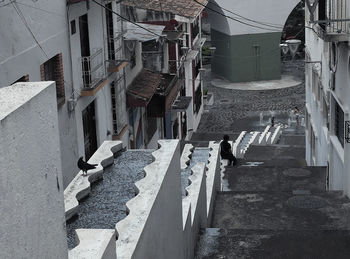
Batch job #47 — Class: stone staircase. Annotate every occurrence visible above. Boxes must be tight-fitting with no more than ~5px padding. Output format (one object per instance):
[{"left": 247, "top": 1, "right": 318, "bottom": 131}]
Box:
[{"left": 194, "top": 132, "right": 350, "bottom": 258}]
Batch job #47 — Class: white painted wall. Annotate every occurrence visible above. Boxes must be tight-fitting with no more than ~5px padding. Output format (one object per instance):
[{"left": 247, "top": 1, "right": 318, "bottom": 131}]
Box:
[
  {"left": 209, "top": 0, "right": 301, "bottom": 35},
  {"left": 116, "top": 140, "right": 184, "bottom": 258},
  {"left": 305, "top": 1, "right": 350, "bottom": 195},
  {"left": 68, "top": 1, "right": 129, "bottom": 180},
  {"left": 0, "top": 0, "right": 79, "bottom": 188},
  {"left": 182, "top": 163, "right": 207, "bottom": 259},
  {"left": 0, "top": 82, "right": 67, "bottom": 259}
]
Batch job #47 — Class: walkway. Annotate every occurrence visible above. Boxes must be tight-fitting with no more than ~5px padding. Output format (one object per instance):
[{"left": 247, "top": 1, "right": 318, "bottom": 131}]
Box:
[
  {"left": 212, "top": 75, "right": 301, "bottom": 91},
  {"left": 195, "top": 132, "right": 350, "bottom": 258}
]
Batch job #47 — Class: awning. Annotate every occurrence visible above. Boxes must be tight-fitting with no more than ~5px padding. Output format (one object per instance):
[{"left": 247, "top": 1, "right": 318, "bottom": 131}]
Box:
[
  {"left": 172, "top": 96, "right": 192, "bottom": 112},
  {"left": 123, "top": 22, "right": 165, "bottom": 42},
  {"left": 147, "top": 75, "right": 180, "bottom": 117},
  {"left": 127, "top": 69, "right": 162, "bottom": 107}
]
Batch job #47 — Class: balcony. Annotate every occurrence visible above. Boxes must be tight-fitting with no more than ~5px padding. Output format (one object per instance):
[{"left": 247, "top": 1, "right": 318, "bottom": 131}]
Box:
[
  {"left": 309, "top": 0, "right": 349, "bottom": 42},
  {"left": 106, "top": 28, "right": 128, "bottom": 74},
  {"left": 80, "top": 48, "right": 107, "bottom": 96}
]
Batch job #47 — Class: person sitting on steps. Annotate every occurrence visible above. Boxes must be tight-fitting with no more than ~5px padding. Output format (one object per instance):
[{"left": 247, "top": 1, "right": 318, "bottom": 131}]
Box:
[{"left": 220, "top": 135, "right": 237, "bottom": 166}]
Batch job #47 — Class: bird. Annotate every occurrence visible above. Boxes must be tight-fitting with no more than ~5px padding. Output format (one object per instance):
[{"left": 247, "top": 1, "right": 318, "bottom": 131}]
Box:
[{"left": 77, "top": 157, "right": 98, "bottom": 176}]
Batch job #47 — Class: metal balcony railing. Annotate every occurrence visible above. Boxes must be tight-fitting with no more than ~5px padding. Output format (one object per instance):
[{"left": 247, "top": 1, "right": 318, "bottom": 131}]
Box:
[
  {"left": 311, "top": 0, "right": 350, "bottom": 41},
  {"left": 81, "top": 48, "right": 105, "bottom": 89},
  {"left": 107, "top": 35, "right": 124, "bottom": 61},
  {"left": 326, "top": 0, "right": 349, "bottom": 33}
]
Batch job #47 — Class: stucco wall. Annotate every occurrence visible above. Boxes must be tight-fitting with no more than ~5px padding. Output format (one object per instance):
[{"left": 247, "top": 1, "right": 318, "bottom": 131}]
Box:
[
  {"left": 211, "top": 29, "right": 282, "bottom": 82},
  {"left": 208, "top": 0, "right": 300, "bottom": 82},
  {"left": 0, "top": 82, "right": 67, "bottom": 259},
  {"left": 305, "top": 3, "right": 350, "bottom": 195},
  {"left": 0, "top": 0, "right": 79, "bottom": 188},
  {"left": 209, "top": 0, "right": 301, "bottom": 36},
  {"left": 182, "top": 163, "right": 207, "bottom": 259},
  {"left": 116, "top": 140, "right": 183, "bottom": 259}
]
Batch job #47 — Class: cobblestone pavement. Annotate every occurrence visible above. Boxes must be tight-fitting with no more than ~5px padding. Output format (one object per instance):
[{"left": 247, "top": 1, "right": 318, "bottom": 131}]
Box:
[{"left": 197, "top": 59, "right": 305, "bottom": 133}]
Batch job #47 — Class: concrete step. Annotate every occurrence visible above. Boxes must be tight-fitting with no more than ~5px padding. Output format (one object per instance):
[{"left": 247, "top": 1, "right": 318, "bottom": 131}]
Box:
[
  {"left": 239, "top": 158, "right": 307, "bottom": 167},
  {"left": 278, "top": 134, "right": 305, "bottom": 146},
  {"left": 212, "top": 191, "right": 350, "bottom": 230},
  {"left": 190, "top": 132, "right": 240, "bottom": 142},
  {"left": 195, "top": 228, "right": 350, "bottom": 259},
  {"left": 244, "top": 145, "right": 305, "bottom": 161},
  {"left": 222, "top": 166, "right": 327, "bottom": 192}
]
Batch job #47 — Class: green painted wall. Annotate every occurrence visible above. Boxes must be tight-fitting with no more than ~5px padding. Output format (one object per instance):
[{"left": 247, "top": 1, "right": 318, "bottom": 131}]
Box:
[{"left": 211, "top": 29, "right": 282, "bottom": 83}]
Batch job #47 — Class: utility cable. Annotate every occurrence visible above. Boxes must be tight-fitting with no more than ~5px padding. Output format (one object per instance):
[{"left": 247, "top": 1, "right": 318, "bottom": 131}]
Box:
[
  {"left": 11, "top": 1, "right": 81, "bottom": 98},
  {"left": 206, "top": 1, "right": 284, "bottom": 29},
  {"left": 193, "top": 0, "right": 281, "bottom": 32},
  {"left": 91, "top": 0, "right": 167, "bottom": 40}
]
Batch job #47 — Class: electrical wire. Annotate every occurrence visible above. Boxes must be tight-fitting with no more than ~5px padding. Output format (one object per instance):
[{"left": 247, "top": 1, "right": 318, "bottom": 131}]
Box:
[
  {"left": 91, "top": 0, "right": 167, "bottom": 40},
  {"left": 10, "top": 1, "right": 81, "bottom": 98},
  {"left": 206, "top": 1, "right": 284, "bottom": 29},
  {"left": 15, "top": 1, "right": 66, "bottom": 18},
  {"left": 193, "top": 0, "right": 281, "bottom": 32}
]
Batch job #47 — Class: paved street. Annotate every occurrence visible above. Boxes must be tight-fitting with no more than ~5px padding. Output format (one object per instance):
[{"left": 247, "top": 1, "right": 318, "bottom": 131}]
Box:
[{"left": 197, "top": 59, "right": 305, "bottom": 134}]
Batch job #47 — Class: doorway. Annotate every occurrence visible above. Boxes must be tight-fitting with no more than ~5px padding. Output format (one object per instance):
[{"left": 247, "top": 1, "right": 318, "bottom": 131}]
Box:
[{"left": 82, "top": 101, "right": 98, "bottom": 160}]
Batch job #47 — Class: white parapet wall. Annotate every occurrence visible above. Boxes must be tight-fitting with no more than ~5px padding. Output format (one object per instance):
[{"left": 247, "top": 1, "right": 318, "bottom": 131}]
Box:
[
  {"left": 0, "top": 82, "right": 68, "bottom": 259},
  {"left": 270, "top": 125, "right": 282, "bottom": 144},
  {"left": 182, "top": 163, "right": 207, "bottom": 259},
  {"left": 116, "top": 140, "right": 183, "bottom": 259},
  {"left": 64, "top": 141, "right": 123, "bottom": 221},
  {"left": 232, "top": 131, "right": 246, "bottom": 157},
  {"left": 265, "top": 131, "right": 272, "bottom": 145},
  {"left": 207, "top": 142, "right": 221, "bottom": 225},
  {"left": 69, "top": 229, "right": 116, "bottom": 259},
  {"left": 181, "top": 144, "right": 194, "bottom": 170},
  {"left": 251, "top": 131, "right": 261, "bottom": 145},
  {"left": 259, "top": 125, "right": 271, "bottom": 145}
]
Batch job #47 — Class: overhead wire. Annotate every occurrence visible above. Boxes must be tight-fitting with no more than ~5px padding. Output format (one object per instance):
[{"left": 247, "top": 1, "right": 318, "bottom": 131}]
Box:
[
  {"left": 205, "top": 1, "right": 284, "bottom": 29},
  {"left": 91, "top": 0, "right": 167, "bottom": 40},
  {"left": 10, "top": 1, "right": 81, "bottom": 98},
  {"left": 193, "top": 0, "right": 281, "bottom": 32}
]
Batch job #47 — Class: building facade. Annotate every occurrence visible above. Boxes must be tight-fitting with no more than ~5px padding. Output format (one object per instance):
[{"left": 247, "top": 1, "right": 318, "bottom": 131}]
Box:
[
  {"left": 305, "top": 0, "right": 350, "bottom": 194},
  {"left": 207, "top": 0, "right": 300, "bottom": 82},
  {"left": 121, "top": 0, "right": 207, "bottom": 140},
  {"left": 0, "top": 0, "right": 79, "bottom": 187}
]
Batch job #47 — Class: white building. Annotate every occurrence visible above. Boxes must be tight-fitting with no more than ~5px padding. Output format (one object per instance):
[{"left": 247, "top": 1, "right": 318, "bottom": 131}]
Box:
[
  {"left": 305, "top": 0, "right": 350, "bottom": 195},
  {"left": 67, "top": 0, "right": 130, "bottom": 162},
  {"left": 0, "top": 0, "right": 79, "bottom": 187},
  {"left": 121, "top": 0, "right": 208, "bottom": 140}
]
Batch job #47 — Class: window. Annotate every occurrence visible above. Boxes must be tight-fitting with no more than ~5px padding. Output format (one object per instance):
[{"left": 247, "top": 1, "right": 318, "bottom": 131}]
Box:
[
  {"left": 312, "top": 69, "right": 319, "bottom": 101},
  {"left": 70, "top": 20, "right": 76, "bottom": 35},
  {"left": 125, "top": 41, "right": 136, "bottom": 69},
  {"left": 11, "top": 74, "right": 29, "bottom": 85},
  {"left": 318, "top": 0, "right": 326, "bottom": 30},
  {"left": 322, "top": 97, "right": 329, "bottom": 129},
  {"left": 40, "top": 53, "right": 65, "bottom": 105},
  {"left": 335, "top": 101, "right": 344, "bottom": 147},
  {"left": 110, "top": 81, "right": 118, "bottom": 135},
  {"left": 194, "top": 84, "right": 202, "bottom": 114}
]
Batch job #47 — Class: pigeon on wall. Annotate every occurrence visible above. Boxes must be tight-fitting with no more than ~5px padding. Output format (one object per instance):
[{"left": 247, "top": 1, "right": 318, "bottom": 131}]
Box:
[{"left": 77, "top": 157, "right": 98, "bottom": 176}]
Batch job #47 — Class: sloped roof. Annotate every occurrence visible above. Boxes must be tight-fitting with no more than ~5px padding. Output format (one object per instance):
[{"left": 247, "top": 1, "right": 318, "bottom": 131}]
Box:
[
  {"left": 121, "top": 0, "right": 208, "bottom": 19},
  {"left": 127, "top": 69, "right": 162, "bottom": 107}
]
